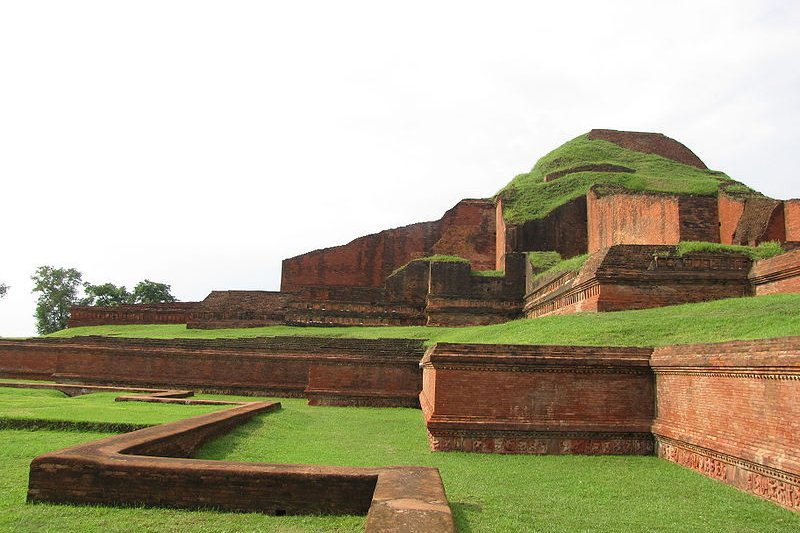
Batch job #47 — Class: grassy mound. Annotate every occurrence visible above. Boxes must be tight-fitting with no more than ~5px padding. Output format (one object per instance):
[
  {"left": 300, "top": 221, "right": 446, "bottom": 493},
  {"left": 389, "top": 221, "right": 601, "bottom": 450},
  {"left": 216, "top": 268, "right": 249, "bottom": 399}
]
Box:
[
  {"left": 498, "top": 133, "right": 754, "bottom": 224},
  {"left": 47, "top": 293, "right": 800, "bottom": 348}
]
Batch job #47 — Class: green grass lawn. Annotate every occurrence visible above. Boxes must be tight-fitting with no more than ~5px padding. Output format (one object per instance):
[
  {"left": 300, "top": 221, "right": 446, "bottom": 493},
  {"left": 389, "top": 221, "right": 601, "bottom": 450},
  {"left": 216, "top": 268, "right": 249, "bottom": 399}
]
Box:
[
  {"left": 48, "top": 293, "right": 800, "bottom": 348},
  {"left": 1, "top": 389, "right": 795, "bottom": 533}
]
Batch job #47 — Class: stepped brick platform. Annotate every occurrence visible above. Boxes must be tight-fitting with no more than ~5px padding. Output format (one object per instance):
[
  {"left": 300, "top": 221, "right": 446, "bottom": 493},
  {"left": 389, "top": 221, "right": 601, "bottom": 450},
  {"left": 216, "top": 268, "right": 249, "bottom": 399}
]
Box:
[
  {"left": 25, "top": 394, "right": 455, "bottom": 530},
  {"left": 420, "top": 343, "right": 654, "bottom": 454},
  {"left": 187, "top": 291, "right": 290, "bottom": 329},
  {"left": 0, "top": 336, "right": 425, "bottom": 406},
  {"left": 652, "top": 337, "right": 800, "bottom": 512},
  {"left": 524, "top": 245, "right": 752, "bottom": 318}
]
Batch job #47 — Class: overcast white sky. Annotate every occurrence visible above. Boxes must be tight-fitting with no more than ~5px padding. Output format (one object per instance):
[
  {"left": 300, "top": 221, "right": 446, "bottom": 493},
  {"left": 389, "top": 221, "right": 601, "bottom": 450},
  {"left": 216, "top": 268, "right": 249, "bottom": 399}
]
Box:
[{"left": 1, "top": 1, "right": 798, "bottom": 336}]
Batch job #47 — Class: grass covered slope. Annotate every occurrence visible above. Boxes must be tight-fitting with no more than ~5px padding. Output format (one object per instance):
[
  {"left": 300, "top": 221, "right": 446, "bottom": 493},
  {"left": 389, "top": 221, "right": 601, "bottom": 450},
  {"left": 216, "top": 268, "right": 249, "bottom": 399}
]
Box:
[
  {"left": 498, "top": 132, "right": 753, "bottom": 224},
  {"left": 48, "top": 293, "right": 800, "bottom": 348}
]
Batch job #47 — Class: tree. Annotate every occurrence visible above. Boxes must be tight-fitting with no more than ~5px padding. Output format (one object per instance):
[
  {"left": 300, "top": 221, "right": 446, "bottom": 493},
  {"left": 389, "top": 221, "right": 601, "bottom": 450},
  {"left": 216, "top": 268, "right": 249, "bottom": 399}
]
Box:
[
  {"left": 31, "top": 266, "right": 84, "bottom": 335},
  {"left": 81, "top": 282, "right": 133, "bottom": 306},
  {"left": 132, "top": 279, "right": 177, "bottom": 304},
  {"left": 0, "top": 283, "right": 8, "bottom": 298}
]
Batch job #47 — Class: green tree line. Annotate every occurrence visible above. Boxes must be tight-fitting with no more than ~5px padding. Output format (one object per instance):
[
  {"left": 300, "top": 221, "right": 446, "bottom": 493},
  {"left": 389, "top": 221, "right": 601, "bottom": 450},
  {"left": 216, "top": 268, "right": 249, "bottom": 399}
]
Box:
[{"left": 31, "top": 266, "right": 177, "bottom": 335}]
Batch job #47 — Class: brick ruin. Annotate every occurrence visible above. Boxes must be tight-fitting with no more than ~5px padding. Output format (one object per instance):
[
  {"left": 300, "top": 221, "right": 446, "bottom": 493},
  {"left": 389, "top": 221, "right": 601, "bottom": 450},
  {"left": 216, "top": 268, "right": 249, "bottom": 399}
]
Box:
[
  {"left": 67, "top": 129, "right": 800, "bottom": 329},
  {"left": 11, "top": 129, "right": 800, "bottom": 517}
]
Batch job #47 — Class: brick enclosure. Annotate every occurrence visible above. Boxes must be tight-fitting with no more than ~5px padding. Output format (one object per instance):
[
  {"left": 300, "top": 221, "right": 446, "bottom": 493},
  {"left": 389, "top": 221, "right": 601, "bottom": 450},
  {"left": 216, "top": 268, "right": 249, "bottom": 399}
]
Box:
[
  {"left": 420, "top": 343, "right": 654, "bottom": 454},
  {"left": 26, "top": 397, "right": 455, "bottom": 530},
  {"left": 0, "top": 336, "right": 425, "bottom": 405},
  {"left": 652, "top": 337, "right": 800, "bottom": 512},
  {"left": 69, "top": 303, "right": 197, "bottom": 328}
]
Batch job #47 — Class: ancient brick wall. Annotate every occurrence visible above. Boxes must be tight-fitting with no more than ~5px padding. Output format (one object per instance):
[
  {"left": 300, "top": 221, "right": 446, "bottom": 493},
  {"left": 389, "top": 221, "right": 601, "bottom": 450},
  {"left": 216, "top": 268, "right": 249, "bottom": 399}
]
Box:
[
  {"left": 495, "top": 198, "right": 507, "bottom": 270},
  {"left": 504, "top": 196, "right": 588, "bottom": 259},
  {"left": 420, "top": 343, "right": 654, "bottom": 454},
  {"left": 280, "top": 199, "right": 496, "bottom": 291},
  {"left": 524, "top": 245, "right": 752, "bottom": 318},
  {"left": 587, "top": 190, "right": 681, "bottom": 253},
  {"left": 718, "top": 193, "right": 746, "bottom": 244},
  {"left": 69, "top": 303, "right": 197, "bottom": 328},
  {"left": 306, "top": 351, "right": 423, "bottom": 407},
  {"left": 733, "top": 197, "right": 785, "bottom": 245},
  {"left": 188, "top": 291, "right": 289, "bottom": 329},
  {"left": 423, "top": 255, "right": 525, "bottom": 326},
  {"left": 678, "top": 196, "right": 719, "bottom": 242},
  {"left": 749, "top": 249, "right": 800, "bottom": 295},
  {"left": 652, "top": 337, "right": 800, "bottom": 512},
  {"left": 785, "top": 199, "right": 800, "bottom": 242},
  {"left": 0, "top": 337, "right": 425, "bottom": 404}
]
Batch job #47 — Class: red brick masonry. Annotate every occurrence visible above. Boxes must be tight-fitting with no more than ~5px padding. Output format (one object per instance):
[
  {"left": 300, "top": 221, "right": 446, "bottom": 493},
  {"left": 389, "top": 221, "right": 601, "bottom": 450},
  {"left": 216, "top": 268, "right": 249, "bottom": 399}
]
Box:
[
  {"left": 24, "top": 393, "right": 455, "bottom": 531},
  {"left": 0, "top": 336, "right": 425, "bottom": 406},
  {"left": 651, "top": 337, "right": 800, "bottom": 512},
  {"left": 420, "top": 343, "right": 655, "bottom": 454}
]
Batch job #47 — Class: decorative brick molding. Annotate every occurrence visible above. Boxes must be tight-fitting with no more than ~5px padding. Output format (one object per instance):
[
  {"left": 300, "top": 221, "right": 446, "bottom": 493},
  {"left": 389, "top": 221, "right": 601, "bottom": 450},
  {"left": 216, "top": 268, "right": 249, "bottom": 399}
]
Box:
[
  {"left": 25, "top": 393, "right": 455, "bottom": 530},
  {"left": 749, "top": 249, "right": 800, "bottom": 295},
  {"left": 652, "top": 337, "right": 800, "bottom": 511},
  {"left": 420, "top": 343, "right": 654, "bottom": 455}
]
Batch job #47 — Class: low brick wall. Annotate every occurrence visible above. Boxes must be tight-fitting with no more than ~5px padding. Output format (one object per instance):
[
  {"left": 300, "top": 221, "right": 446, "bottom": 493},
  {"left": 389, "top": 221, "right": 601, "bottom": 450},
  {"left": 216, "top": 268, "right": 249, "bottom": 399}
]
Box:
[
  {"left": 0, "top": 336, "right": 425, "bottom": 406},
  {"left": 524, "top": 245, "right": 753, "bottom": 318},
  {"left": 69, "top": 303, "right": 198, "bottom": 327},
  {"left": 749, "top": 249, "right": 800, "bottom": 295},
  {"left": 27, "top": 398, "right": 455, "bottom": 530},
  {"left": 420, "top": 343, "right": 654, "bottom": 454},
  {"left": 651, "top": 337, "right": 800, "bottom": 512}
]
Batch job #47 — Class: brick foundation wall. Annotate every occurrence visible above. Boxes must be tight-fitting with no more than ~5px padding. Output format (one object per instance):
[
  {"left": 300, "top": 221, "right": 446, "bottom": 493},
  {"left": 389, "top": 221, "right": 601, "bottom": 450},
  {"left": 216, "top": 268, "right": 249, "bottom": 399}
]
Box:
[
  {"left": 678, "top": 196, "right": 719, "bottom": 242},
  {"left": 785, "top": 200, "right": 800, "bottom": 242},
  {"left": 749, "top": 249, "right": 800, "bottom": 295},
  {"left": 69, "top": 303, "right": 197, "bottom": 328},
  {"left": 718, "top": 193, "right": 746, "bottom": 244},
  {"left": 587, "top": 190, "right": 681, "bottom": 253},
  {"left": 524, "top": 245, "right": 752, "bottom": 318},
  {"left": 420, "top": 343, "right": 654, "bottom": 454},
  {"left": 651, "top": 337, "right": 800, "bottom": 512},
  {"left": 280, "top": 199, "right": 496, "bottom": 292},
  {"left": 0, "top": 337, "right": 425, "bottom": 404},
  {"left": 188, "top": 291, "right": 289, "bottom": 329}
]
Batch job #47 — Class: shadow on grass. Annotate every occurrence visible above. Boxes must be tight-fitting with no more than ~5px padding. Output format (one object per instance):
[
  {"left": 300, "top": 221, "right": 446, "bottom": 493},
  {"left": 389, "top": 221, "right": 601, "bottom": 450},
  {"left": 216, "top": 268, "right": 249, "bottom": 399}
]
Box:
[{"left": 450, "top": 501, "right": 482, "bottom": 533}]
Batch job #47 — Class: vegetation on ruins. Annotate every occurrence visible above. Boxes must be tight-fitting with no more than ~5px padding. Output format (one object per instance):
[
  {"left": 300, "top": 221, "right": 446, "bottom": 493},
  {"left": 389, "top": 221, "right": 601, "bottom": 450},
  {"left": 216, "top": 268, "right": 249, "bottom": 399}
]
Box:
[
  {"left": 674, "top": 240, "right": 784, "bottom": 260},
  {"left": 497, "top": 133, "right": 755, "bottom": 224},
  {"left": 1, "top": 388, "right": 797, "bottom": 532},
  {"left": 531, "top": 253, "right": 590, "bottom": 282},
  {"left": 50, "top": 293, "right": 800, "bottom": 348},
  {"left": 527, "top": 251, "right": 563, "bottom": 272}
]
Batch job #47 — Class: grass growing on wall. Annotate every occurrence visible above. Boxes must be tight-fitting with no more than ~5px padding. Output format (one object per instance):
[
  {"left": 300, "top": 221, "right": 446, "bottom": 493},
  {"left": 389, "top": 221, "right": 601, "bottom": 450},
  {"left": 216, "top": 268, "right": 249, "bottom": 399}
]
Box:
[
  {"left": 1, "top": 391, "right": 798, "bottom": 532},
  {"left": 531, "top": 253, "right": 590, "bottom": 282},
  {"left": 675, "top": 241, "right": 784, "bottom": 260},
  {"left": 44, "top": 293, "right": 800, "bottom": 348},
  {"left": 497, "top": 133, "right": 753, "bottom": 224}
]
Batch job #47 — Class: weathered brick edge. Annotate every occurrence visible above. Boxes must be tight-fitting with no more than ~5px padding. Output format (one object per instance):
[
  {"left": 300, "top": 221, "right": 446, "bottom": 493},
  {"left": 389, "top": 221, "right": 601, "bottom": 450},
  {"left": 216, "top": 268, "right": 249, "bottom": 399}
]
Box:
[
  {"left": 24, "top": 395, "right": 455, "bottom": 531},
  {"left": 420, "top": 343, "right": 655, "bottom": 455},
  {"left": 651, "top": 337, "right": 800, "bottom": 512}
]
